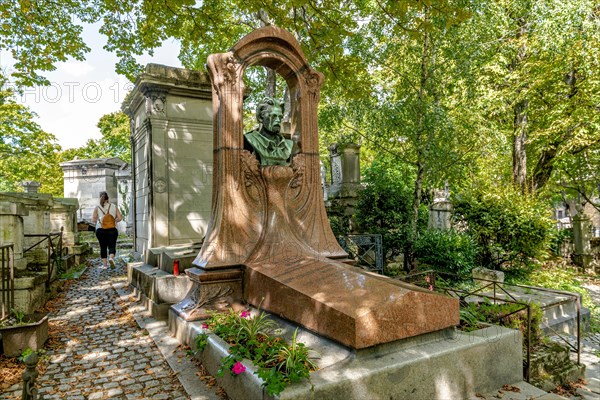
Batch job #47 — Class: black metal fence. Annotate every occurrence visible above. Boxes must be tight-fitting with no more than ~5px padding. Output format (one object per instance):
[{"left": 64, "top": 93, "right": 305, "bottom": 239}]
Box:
[
  {"left": 23, "top": 227, "right": 64, "bottom": 288},
  {"left": 1, "top": 243, "right": 15, "bottom": 321},
  {"left": 337, "top": 234, "right": 384, "bottom": 274},
  {"left": 396, "top": 270, "right": 581, "bottom": 382}
]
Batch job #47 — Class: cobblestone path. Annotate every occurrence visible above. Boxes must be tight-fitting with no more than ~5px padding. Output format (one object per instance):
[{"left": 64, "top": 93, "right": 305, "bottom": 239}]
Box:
[{"left": 1, "top": 260, "right": 189, "bottom": 400}]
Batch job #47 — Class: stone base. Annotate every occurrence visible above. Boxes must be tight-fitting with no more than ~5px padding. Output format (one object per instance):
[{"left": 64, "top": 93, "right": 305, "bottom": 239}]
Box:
[
  {"left": 171, "top": 267, "right": 244, "bottom": 321},
  {"left": 131, "top": 290, "right": 172, "bottom": 320},
  {"left": 13, "top": 273, "right": 48, "bottom": 314},
  {"left": 127, "top": 262, "right": 192, "bottom": 315},
  {"left": 245, "top": 257, "right": 459, "bottom": 349},
  {"left": 169, "top": 309, "right": 523, "bottom": 400}
]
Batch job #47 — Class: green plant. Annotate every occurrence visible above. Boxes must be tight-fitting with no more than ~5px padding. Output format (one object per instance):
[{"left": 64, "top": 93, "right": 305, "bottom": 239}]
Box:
[
  {"left": 195, "top": 332, "right": 209, "bottom": 352},
  {"left": 452, "top": 185, "right": 554, "bottom": 275},
  {"left": 354, "top": 160, "right": 427, "bottom": 261},
  {"left": 413, "top": 229, "right": 478, "bottom": 278},
  {"left": 272, "top": 328, "right": 318, "bottom": 379},
  {"left": 201, "top": 308, "right": 318, "bottom": 396},
  {"left": 18, "top": 348, "right": 34, "bottom": 362},
  {"left": 11, "top": 308, "right": 26, "bottom": 325}
]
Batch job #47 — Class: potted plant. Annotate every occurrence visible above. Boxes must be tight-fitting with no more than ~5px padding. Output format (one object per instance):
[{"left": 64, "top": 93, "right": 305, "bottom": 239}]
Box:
[{"left": 0, "top": 309, "right": 49, "bottom": 357}]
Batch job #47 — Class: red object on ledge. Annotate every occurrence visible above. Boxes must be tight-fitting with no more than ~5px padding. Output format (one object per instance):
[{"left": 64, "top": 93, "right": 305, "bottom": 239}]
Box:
[{"left": 173, "top": 260, "right": 180, "bottom": 276}]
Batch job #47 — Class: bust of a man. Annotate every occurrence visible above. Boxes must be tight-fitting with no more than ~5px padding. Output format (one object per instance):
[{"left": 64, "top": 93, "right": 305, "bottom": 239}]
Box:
[{"left": 244, "top": 97, "right": 294, "bottom": 166}]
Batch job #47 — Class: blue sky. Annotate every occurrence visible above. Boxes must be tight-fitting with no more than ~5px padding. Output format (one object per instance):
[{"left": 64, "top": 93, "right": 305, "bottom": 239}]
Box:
[{"left": 3, "top": 22, "right": 182, "bottom": 149}]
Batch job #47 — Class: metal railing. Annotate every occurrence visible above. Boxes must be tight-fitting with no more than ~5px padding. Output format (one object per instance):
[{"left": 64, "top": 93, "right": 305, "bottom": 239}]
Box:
[
  {"left": 23, "top": 227, "right": 64, "bottom": 288},
  {"left": 337, "top": 234, "right": 384, "bottom": 274},
  {"left": 396, "top": 270, "right": 582, "bottom": 382},
  {"left": 1, "top": 243, "right": 15, "bottom": 321}
]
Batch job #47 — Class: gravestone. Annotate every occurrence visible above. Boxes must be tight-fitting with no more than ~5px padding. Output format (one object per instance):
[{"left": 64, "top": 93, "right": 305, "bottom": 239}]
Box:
[
  {"left": 173, "top": 26, "right": 458, "bottom": 349},
  {"left": 572, "top": 206, "right": 592, "bottom": 269},
  {"left": 429, "top": 187, "right": 452, "bottom": 230},
  {"left": 122, "top": 64, "right": 213, "bottom": 254}
]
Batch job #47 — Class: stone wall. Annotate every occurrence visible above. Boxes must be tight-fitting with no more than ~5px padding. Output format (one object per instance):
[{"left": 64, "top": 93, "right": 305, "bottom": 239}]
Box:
[{"left": 122, "top": 64, "right": 213, "bottom": 254}]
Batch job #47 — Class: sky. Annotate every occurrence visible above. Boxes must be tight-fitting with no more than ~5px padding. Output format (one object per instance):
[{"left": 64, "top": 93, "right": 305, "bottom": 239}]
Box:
[{"left": 3, "top": 22, "right": 182, "bottom": 149}]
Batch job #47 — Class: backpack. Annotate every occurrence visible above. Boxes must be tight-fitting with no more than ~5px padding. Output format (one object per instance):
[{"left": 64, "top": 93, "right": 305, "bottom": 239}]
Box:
[{"left": 99, "top": 204, "right": 116, "bottom": 229}]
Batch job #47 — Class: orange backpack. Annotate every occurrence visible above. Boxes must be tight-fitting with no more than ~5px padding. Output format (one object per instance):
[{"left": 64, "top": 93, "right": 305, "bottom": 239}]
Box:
[{"left": 99, "top": 204, "right": 116, "bottom": 229}]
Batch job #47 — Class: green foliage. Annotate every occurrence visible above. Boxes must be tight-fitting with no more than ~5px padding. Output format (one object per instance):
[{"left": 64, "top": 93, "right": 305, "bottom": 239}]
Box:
[
  {"left": 452, "top": 185, "right": 554, "bottom": 273},
  {"left": 460, "top": 300, "right": 544, "bottom": 348},
  {"left": 355, "top": 159, "right": 427, "bottom": 258},
  {"left": 200, "top": 308, "right": 317, "bottom": 396},
  {"left": 10, "top": 308, "right": 26, "bottom": 325},
  {"left": 59, "top": 111, "right": 131, "bottom": 164},
  {"left": 0, "top": 85, "right": 63, "bottom": 196},
  {"left": 17, "top": 348, "right": 34, "bottom": 363},
  {"left": 413, "top": 229, "right": 478, "bottom": 277},
  {"left": 194, "top": 332, "right": 209, "bottom": 352},
  {"left": 59, "top": 264, "right": 87, "bottom": 280}
]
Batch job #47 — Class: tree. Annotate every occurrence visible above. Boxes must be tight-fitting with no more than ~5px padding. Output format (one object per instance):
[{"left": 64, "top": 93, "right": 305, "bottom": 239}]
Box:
[
  {"left": 59, "top": 111, "right": 131, "bottom": 163},
  {"left": 0, "top": 84, "right": 62, "bottom": 195}
]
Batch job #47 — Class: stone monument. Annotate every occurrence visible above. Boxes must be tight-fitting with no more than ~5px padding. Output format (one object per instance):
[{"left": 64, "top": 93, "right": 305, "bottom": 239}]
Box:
[
  {"left": 429, "top": 186, "right": 452, "bottom": 230},
  {"left": 173, "top": 26, "right": 459, "bottom": 349}
]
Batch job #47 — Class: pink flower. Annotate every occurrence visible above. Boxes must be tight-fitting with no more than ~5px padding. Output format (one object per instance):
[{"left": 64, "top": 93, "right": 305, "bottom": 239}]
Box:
[
  {"left": 428, "top": 285, "right": 434, "bottom": 291},
  {"left": 201, "top": 323, "right": 209, "bottom": 329},
  {"left": 240, "top": 310, "right": 251, "bottom": 319},
  {"left": 232, "top": 361, "right": 246, "bottom": 375}
]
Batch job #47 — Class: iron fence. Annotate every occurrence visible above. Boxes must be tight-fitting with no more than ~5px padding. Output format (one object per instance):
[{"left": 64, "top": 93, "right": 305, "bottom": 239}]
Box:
[
  {"left": 396, "top": 270, "right": 582, "bottom": 382},
  {"left": 337, "top": 234, "right": 384, "bottom": 274},
  {"left": 23, "top": 227, "right": 64, "bottom": 288},
  {"left": 0, "top": 243, "right": 15, "bottom": 321}
]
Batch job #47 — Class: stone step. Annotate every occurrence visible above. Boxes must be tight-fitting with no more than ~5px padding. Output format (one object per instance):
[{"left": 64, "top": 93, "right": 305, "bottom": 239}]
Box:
[{"left": 468, "top": 381, "right": 568, "bottom": 400}]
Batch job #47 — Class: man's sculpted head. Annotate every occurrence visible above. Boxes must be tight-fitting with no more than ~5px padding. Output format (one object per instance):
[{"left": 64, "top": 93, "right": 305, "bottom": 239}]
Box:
[{"left": 257, "top": 97, "right": 284, "bottom": 136}]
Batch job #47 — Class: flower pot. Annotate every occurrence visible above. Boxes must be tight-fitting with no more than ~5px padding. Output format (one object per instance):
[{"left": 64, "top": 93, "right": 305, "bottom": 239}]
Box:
[{"left": 0, "top": 313, "right": 49, "bottom": 357}]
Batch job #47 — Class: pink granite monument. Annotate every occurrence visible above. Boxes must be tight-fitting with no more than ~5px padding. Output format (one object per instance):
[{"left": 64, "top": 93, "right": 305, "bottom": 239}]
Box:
[{"left": 173, "top": 26, "right": 459, "bottom": 349}]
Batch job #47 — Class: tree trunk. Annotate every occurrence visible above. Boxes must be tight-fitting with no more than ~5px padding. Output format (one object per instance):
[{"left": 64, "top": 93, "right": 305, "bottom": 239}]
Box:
[
  {"left": 407, "top": 11, "right": 431, "bottom": 270},
  {"left": 531, "top": 70, "right": 578, "bottom": 192},
  {"left": 265, "top": 69, "right": 276, "bottom": 98},
  {"left": 512, "top": 99, "right": 528, "bottom": 191},
  {"left": 511, "top": 18, "right": 529, "bottom": 192}
]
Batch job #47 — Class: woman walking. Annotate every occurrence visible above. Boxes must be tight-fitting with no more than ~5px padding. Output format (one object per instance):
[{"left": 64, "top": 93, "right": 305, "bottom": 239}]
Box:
[{"left": 92, "top": 191, "right": 122, "bottom": 268}]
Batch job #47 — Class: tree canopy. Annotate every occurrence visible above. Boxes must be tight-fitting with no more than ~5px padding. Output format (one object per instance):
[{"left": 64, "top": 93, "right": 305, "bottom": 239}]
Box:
[{"left": 1, "top": 0, "right": 599, "bottom": 215}]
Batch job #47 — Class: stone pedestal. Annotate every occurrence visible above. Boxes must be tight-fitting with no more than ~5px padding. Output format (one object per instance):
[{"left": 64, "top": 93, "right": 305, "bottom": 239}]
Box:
[
  {"left": 429, "top": 190, "right": 452, "bottom": 230},
  {"left": 171, "top": 267, "right": 243, "bottom": 321},
  {"left": 328, "top": 143, "right": 362, "bottom": 198}
]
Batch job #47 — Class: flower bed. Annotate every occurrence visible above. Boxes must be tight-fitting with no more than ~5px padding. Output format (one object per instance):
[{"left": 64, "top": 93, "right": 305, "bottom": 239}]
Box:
[{"left": 194, "top": 308, "right": 318, "bottom": 396}]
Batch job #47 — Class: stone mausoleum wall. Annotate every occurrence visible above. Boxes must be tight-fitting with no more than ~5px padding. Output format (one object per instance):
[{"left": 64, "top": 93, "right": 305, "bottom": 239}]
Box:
[{"left": 122, "top": 64, "right": 213, "bottom": 254}]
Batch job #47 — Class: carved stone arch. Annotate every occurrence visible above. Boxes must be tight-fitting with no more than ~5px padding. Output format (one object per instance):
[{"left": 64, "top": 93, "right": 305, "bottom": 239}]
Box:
[{"left": 194, "top": 26, "right": 346, "bottom": 270}]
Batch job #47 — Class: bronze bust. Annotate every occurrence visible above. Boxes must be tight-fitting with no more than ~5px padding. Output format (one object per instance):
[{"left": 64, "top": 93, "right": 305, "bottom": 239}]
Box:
[{"left": 244, "top": 97, "right": 294, "bottom": 166}]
